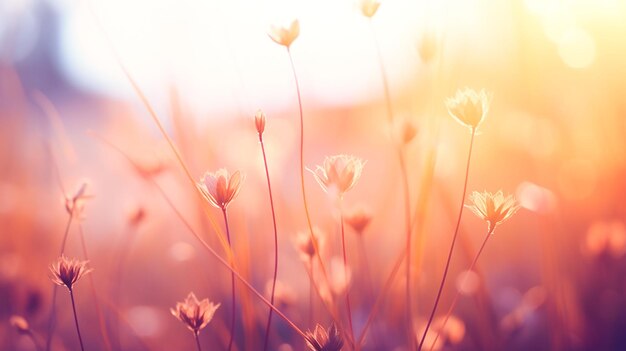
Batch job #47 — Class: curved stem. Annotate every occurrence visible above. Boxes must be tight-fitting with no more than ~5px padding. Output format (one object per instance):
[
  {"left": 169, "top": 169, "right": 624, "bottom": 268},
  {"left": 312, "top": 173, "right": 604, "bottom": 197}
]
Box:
[
  {"left": 194, "top": 331, "right": 203, "bottom": 351},
  {"left": 286, "top": 48, "right": 332, "bottom": 291},
  {"left": 417, "top": 129, "right": 476, "bottom": 351},
  {"left": 259, "top": 136, "right": 279, "bottom": 351},
  {"left": 92, "top": 134, "right": 308, "bottom": 340},
  {"left": 428, "top": 229, "right": 492, "bottom": 351},
  {"left": 69, "top": 289, "right": 86, "bottom": 351},
  {"left": 222, "top": 209, "right": 237, "bottom": 351},
  {"left": 339, "top": 206, "right": 356, "bottom": 349}
]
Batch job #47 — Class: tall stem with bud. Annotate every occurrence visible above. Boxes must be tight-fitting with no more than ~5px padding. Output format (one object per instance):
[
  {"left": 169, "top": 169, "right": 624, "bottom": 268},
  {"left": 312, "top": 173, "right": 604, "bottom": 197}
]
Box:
[{"left": 255, "top": 111, "right": 281, "bottom": 351}]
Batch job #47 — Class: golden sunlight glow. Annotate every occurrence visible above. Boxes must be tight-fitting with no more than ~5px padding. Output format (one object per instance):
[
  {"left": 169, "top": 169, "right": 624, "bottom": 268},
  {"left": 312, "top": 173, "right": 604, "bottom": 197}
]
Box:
[
  {"left": 557, "top": 27, "right": 595, "bottom": 68},
  {"left": 55, "top": 0, "right": 511, "bottom": 117}
]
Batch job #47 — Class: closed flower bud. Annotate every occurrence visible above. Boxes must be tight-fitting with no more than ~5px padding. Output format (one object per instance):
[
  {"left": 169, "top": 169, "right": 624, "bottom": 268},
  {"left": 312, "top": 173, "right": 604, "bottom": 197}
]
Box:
[{"left": 255, "top": 109, "right": 266, "bottom": 135}]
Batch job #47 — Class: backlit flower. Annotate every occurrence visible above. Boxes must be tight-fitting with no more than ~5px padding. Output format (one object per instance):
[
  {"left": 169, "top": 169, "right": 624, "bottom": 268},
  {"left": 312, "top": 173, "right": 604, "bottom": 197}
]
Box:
[
  {"left": 171, "top": 292, "right": 220, "bottom": 334},
  {"left": 466, "top": 191, "right": 520, "bottom": 234},
  {"left": 358, "top": 0, "right": 381, "bottom": 18},
  {"left": 50, "top": 256, "right": 92, "bottom": 290},
  {"left": 268, "top": 19, "right": 300, "bottom": 48},
  {"left": 305, "top": 323, "right": 344, "bottom": 351},
  {"left": 196, "top": 169, "right": 244, "bottom": 210},
  {"left": 310, "top": 155, "right": 365, "bottom": 196},
  {"left": 446, "top": 88, "right": 491, "bottom": 131}
]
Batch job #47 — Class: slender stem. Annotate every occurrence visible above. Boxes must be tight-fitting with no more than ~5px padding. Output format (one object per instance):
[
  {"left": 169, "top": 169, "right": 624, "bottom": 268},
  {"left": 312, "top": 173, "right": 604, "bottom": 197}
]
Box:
[
  {"left": 69, "top": 289, "right": 86, "bottom": 351},
  {"left": 222, "top": 209, "right": 237, "bottom": 351},
  {"left": 428, "top": 230, "right": 492, "bottom": 351},
  {"left": 369, "top": 19, "right": 414, "bottom": 342},
  {"left": 92, "top": 134, "right": 309, "bottom": 339},
  {"left": 259, "top": 135, "right": 280, "bottom": 351},
  {"left": 286, "top": 48, "right": 332, "bottom": 293},
  {"left": 83, "top": 7, "right": 231, "bottom": 258},
  {"left": 339, "top": 206, "right": 356, "bottom": 349},
  {"left": 194, "top": 331, "right": 203, "bottom": 351},
  {"left": 46, "top": 214, "right": 74, "bottom": 351},
  {"left": 417, "top": 129, "right": 476, "bottom": 351}
]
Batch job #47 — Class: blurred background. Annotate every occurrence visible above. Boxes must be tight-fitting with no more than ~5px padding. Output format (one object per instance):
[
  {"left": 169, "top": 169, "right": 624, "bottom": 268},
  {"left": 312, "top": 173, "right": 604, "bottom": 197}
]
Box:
[{"left": 1, "top": 0, "right": 626, "bottom": 350}]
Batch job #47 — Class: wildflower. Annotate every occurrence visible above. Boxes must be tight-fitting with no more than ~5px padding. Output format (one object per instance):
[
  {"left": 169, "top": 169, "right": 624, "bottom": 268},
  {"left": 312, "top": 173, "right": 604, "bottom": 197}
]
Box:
[
  {"left": 446, "top": 88, "right": 491, "bottom": 131},
  {"left": 50, "top": 256, "right": 92, "bottom": 290},
  {"left": 64, "top": 181, "right": 91, "bottom": 218},
  {"left": 255, "top": 109, "right": 266, "bottom": 135},
  {"left": 294, "top": 228, "right": 326, "bottom": 263},
  {"left": 344, "top": 206, "right": 372, "bottom": 234},
  {"left": 305, "top": 324, "right": 344, "bottom": 351},
  {"left": 9, "top": 315, "right": 30, "bottom": 334},
  {"left": 358, "top": 0, "right": 381, "bottom": 18},
  {"left": 310, "top": 155, "right": 366, "bottom": 196},
  {"left": 171, "top": 292, "right": 220, "bottom": 334},
  {"left": 268, "top": 19, "right": 300, "bottom": 48},
  {"left": 196, "top": 169, "right": 244, "bottom": 210},
  {"left": 466, "top": 191, "right": 520, "bottom": 234}
]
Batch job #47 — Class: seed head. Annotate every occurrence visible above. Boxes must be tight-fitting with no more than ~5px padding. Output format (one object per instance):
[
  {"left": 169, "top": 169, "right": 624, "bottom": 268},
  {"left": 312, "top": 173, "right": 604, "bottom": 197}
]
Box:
[
  {"left": 268, "top": 19, "right": 300, "bottom": 48},
  {"left": 50, "top": 255, "right": 92, "bottom": 290},
  {"left": 255, "top": 109, "right": 266, "bottom": 135},
  {"left": 171, "top": 292, "right": 220, "bottom": 334},
  {"left": 446, "top": 88, "right": 491, "bottom": 131},
  {"left": 466, "top": 191, "right": 520, "bottom": 234},
  {"left": 305, "top": 323, "right": 344, "bottom": 351},
  {"left": 358, "top": 0, "right": 381, "bottom": 18},
  {"left": 196, "top": 169, "right": 244, "bottom": 210},
  {"left": 310, "top": 155, "right": 366, "bottom": 196}
]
